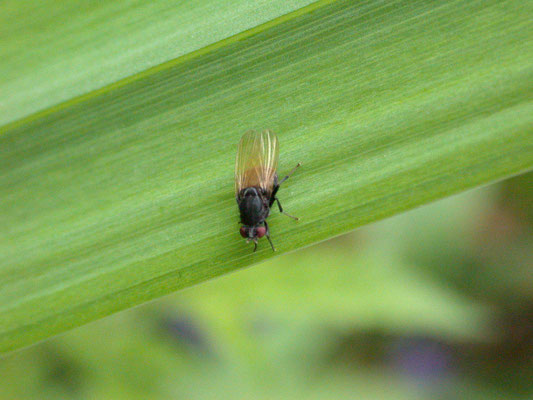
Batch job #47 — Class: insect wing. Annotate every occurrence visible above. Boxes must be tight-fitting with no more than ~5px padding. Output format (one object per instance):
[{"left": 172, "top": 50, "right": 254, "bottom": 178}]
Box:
[{"left": 235, "top": 130, "right": 279, "bottom": 196}]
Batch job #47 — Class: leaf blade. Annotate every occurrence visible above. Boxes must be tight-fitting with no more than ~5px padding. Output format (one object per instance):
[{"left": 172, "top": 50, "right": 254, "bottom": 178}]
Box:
[{"left": 1, "top": 0, "right": 532, "bottom": 352}]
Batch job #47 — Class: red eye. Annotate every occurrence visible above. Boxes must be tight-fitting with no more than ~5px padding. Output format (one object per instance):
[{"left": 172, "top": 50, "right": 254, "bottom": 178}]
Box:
[
  {"left": 256, "top": 227, "right": 266, "bottom": 238},
  {"left": 240, "top": 227, "right": 247, "bottom": 238}
]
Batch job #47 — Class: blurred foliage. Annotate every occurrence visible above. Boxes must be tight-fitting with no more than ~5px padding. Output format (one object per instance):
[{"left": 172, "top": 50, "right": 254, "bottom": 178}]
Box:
[{"left": 1, "top": 172, "right": 531, "bottom": 399}]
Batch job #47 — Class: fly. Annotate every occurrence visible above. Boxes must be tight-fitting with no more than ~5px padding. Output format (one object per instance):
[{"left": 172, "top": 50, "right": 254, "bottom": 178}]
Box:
[{"left": 235, "top": 129, "right": 300, "bottom": 252}]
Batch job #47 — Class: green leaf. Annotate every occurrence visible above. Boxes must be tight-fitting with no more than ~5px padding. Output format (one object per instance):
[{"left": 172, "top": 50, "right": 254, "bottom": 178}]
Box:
[
  {"left": 1, "top": 0, "right": 532, "bottom": 352},
  {"left": 0, "top": 0, "right": 317, "bottom": 125}
]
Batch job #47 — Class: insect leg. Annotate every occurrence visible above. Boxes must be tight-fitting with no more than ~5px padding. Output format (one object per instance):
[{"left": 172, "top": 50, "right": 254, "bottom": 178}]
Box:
[
  {"left": 264, "top": 221, "right": 276, "bottom": 252},
  {"left": 270, "top": 163, "right": 301, "bottom": 204},
  {"left": 276, "top": 197, "right": 299, "bottom": 220},
  {"left": 278, "top": 163, "right": 301, "bottom": 186},
  {"left": 253, "top": 240, "right": 258, "bottom": 252}
]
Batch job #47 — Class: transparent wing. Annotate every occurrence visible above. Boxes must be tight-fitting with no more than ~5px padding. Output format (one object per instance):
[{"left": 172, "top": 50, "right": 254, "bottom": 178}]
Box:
[{"left": 235, "top": 129, "right": 279, "bottom": 197}]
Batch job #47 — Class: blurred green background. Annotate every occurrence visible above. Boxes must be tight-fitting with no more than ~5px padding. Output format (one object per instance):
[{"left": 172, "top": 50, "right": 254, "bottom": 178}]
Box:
[{"left": 1, "top": 172, "right": 531, "bottom": 400}]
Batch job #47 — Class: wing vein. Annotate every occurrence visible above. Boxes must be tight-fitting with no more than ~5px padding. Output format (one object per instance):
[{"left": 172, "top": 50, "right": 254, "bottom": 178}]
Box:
[{"left": 235, "top": 130, "right": 279, "bottom": 197}]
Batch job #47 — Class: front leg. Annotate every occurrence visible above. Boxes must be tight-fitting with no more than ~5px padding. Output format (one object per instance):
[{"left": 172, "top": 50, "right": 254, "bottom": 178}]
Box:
[{"left": 264, "top": 220, "right": 276, "bottom": 252}]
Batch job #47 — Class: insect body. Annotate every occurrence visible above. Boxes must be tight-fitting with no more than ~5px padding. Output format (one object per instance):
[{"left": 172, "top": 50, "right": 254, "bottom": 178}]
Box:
[{"left": 235, "top": 129, "right": 300, "bottom": 252}]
